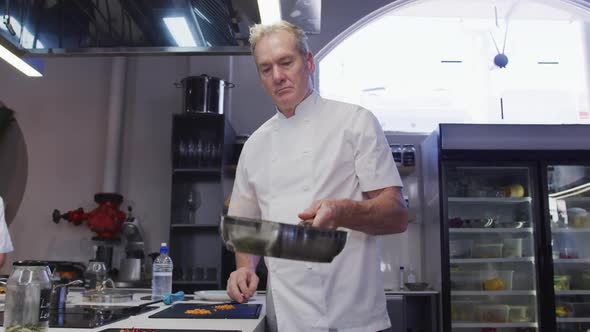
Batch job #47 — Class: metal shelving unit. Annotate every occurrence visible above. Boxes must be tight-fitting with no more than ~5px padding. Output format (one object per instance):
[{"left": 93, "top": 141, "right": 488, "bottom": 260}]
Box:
[{"left": 168, "top": 113, "right": 233, "bottom": 293}]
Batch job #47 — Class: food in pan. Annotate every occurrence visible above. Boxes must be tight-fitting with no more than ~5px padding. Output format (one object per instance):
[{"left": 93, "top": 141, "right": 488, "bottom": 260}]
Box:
[{"left": 185, "top": 308, "right": 212, "bottom": 315}]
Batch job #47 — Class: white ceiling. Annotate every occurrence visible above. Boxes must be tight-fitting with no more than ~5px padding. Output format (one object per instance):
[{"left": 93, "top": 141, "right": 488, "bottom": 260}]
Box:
[{"left": 391, "top": 0, "right": 585, "bottom": 21}]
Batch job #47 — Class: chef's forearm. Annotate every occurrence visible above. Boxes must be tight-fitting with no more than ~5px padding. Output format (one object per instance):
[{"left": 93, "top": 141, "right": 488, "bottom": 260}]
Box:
[
  {"left": 341, "top": 187, "right": 409, "bottom": 235},
  {"left": 235, "top": 252, "right": 260, "bottom": 271}
]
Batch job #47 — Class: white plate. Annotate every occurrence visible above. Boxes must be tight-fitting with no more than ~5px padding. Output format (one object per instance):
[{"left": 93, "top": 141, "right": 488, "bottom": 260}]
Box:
[{"left": 194, "top": 290, "right": 232, "bottom": 301}]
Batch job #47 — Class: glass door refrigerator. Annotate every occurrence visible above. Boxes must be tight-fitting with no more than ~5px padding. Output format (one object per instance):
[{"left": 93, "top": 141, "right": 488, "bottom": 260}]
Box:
[
  {"left": 421, "top": 124, "right": 590, "bottom": 332},
  {"left": 546, "top": 164, "right": 590, "bottom": 332}
]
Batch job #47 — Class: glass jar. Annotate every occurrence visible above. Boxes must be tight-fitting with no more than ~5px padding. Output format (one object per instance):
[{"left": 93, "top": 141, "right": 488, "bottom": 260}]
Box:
[
  {"left": 4, "top": 260, "right": 52, "bottom": 332},
  {"left": 83, "top": 260, "right": 107, "bottom": 290},
  {"left": 390, "top": 144, "right": 403, "bottom": 167},
  {"left": 402, "top": 144, "right": 416, "bottom": 167}
]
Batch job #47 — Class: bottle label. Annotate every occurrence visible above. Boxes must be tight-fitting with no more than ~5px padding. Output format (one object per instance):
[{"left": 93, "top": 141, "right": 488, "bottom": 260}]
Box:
[
  {"left": 39, "top": 288, "right": 52, "bottom": 321},
  {"left": 152, "top": 271, "right": 173, "bottom": 277}
]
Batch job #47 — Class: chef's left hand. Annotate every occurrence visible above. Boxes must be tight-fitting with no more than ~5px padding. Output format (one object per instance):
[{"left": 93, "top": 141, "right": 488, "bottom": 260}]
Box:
[{"left": 298, "top": 199, "right": 347, "bottom": 229}]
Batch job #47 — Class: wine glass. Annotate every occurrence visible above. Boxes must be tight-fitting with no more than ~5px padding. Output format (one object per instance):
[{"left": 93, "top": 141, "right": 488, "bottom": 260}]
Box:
[
  {"left": 196, "top": 138, "right": 204, "bottom": 168},
  {"left": 187, "top": 139, "right": 196, "bottom": 168},
  {"left": 186, "top": 189, "right": 196, "bottom": 223},
  {"left": 177, "top": 140, "right": 187, "bottom": 167}
]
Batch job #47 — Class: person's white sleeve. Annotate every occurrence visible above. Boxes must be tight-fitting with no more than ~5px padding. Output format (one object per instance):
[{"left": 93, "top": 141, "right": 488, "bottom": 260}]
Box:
[
  {"left": 0, "top": 197, "right": 14, "bottom": 253},
  {"left": 353, "top": 109, "right": 403, "bottom": 192},
  {"left": 228, "top": 142, "right": 262, "bottom": 219}
]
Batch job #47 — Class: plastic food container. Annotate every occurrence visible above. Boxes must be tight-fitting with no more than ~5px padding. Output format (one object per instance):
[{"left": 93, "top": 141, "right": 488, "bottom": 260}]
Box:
[
  {"left": 473, "top": 243, "right": 504, "bottom": 258},
  {"left": 463, "top": 217, "right": 497, "bottom": 228},
  {"left": 481, "top": 270, "right": 514, "bottom": 291},
  {"left": 503, "top": 238, "right": 523, "bottom": 258},
  {"left": 564, "top": 302, "right": 590, "bottom": 317},
  {"left": 476, "top": 304, "right": 509, "bottom": 322},
  {"left": 560, "top": 247, "right": 579, "bottom": 259},
  {"left": 451, "top": 271, "right": 481, "bottom": 290},
  {"left": 567, "top": 207, "right": 589, "bottom": 228},
  {"left": 580, "top": 271, "right": 590, "bottom": 290},
  {"left": 509, "top": 305, "right": 530, "bottom": 322},
  {"left": 554, "top": 275, "right": 571, "bottom": 291},
  {"left": 449, "top": 240, "right": 473, "bottom": 259},
  {"left": 452, "top": 301, "right": 476, "bottom": 321}
]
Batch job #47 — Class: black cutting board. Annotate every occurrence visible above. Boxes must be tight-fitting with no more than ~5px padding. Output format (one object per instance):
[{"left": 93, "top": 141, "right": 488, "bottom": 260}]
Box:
[
  {"left": 100, "top": 330, "right": 240, "bottom": 332},
  {"left": 149, "top": 303, "right": 262, "bottom": 319},
  {"left": 100, "top": 329, "right": 240, "bottom": 332}
]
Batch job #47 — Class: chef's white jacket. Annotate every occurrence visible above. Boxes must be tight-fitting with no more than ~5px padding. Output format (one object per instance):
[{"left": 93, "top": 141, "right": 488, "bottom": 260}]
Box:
[
  {"left": 228, "top": 91, "right": 402, "bottom": 332},
  {"left": 0, "top": 197, "right": 14, "bottom": 254}
]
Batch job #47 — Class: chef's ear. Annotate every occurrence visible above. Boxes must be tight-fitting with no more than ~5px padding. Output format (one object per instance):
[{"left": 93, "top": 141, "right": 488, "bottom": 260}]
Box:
[{"left": 305, "top": 52, "right": 315, "bottom": 73}]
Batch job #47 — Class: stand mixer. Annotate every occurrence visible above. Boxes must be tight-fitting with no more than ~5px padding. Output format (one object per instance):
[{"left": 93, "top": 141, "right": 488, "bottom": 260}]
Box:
[{"left": 52, "top": 193, "right": 148, "bottom": 285}]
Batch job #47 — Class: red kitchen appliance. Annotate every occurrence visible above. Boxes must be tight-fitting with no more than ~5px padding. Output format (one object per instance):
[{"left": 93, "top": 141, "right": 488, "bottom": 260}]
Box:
[{"left": 52, "top": 193, "right": 128, "bottom": 240}]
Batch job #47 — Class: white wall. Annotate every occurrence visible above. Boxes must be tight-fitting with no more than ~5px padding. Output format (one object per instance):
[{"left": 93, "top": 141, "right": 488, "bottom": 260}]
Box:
[{"left": 1, "top": 58, "right": 112, "bottom": 272}]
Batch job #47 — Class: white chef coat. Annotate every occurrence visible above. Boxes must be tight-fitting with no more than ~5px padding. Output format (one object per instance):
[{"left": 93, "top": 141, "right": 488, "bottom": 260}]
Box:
[
  {"left": 0, "top": 197, "right": 14, "bottom": 253},
  {"left": 228, "top": 91, "right": 402, "bottom": 332}
]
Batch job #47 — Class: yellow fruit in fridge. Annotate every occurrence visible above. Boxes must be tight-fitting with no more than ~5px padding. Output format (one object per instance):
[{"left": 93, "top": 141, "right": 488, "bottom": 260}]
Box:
[
  {"left": 484, "top": 277, "right": 505, "bottom": 291},
  {"left": 555, "top": 305, "right": 568, "bottom": 317},
  {"left": 505, "top": 184, "right": 525, "bottom": 198}
]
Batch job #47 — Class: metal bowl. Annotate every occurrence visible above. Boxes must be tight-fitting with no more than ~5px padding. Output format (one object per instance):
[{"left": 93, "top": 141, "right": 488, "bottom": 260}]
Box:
[
  {"left": 220, "top": 215, "right": 347, "bottom": 263},
  {"left": 82, "top": 289, "right": 134, "bottom": 303},
  {"left": 404, "top": 282, "right": 429, "bottom": 291}
]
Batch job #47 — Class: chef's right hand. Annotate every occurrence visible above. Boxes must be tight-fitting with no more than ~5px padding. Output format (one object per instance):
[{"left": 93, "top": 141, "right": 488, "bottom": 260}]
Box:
[{"left": 227, "top": 267, "right": 259, "bottom": 303}]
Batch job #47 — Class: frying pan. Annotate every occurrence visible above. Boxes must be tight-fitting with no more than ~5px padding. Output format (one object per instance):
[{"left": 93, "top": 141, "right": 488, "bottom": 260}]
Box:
[{"left": 219, "top": 215, "right": 347, "bottom": 263}]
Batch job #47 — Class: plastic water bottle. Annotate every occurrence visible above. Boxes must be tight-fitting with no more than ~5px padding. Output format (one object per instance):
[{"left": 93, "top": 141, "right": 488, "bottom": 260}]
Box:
[
  {"left": 407, "top": 266, "right": 416, "bottom": 284},
  {"left": 152, "top": 243, "right": 173, "bottom": 300}
]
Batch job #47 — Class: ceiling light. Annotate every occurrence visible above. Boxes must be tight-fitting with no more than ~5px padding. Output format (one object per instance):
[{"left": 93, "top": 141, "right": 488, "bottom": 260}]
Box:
[
  {"left": 163, "top": 17, "right": 197, "bottom": 47},
  {"left": 258, "top": 0, "right": 282, "bottom": 24},
  {"left": 0, "top": 43, "right": 42, "bottom": 77}
]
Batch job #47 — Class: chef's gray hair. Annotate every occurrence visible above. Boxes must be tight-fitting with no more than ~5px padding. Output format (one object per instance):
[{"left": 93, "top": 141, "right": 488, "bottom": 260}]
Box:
[{"left": 249, "top": 20, "right": 309, "bottom": 56}]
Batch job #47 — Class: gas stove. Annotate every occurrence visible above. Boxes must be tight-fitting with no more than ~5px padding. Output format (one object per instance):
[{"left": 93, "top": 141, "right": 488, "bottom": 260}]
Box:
[{"left": 0, "top": 305, "right": 158, "bottom": 329}]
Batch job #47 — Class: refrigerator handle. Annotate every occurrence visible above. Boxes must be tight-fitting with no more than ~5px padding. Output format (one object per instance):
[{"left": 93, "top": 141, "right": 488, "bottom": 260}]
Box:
[{"left": 537, "top": 247, "right": 545, "bottom": 267}]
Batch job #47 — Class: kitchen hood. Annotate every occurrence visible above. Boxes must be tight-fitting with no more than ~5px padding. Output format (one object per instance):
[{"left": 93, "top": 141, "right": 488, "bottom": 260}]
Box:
[{"left": 0, "top": 0, "right": 320, "bottom": 56}]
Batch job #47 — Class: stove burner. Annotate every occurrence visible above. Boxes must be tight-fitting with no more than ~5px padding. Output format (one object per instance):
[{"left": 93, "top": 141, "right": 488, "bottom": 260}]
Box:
[{"left": 0, "top": 305, "right": 158, "bottom": 329}]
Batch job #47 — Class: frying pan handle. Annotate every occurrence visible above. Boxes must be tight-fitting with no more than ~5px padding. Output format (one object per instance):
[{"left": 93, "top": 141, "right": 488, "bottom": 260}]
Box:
[
  {"left": 219, "top": 215, "right": 227, "bottom": 242},
  {"left": 219, "top": 215, "right": 235, "bottom": 252}
]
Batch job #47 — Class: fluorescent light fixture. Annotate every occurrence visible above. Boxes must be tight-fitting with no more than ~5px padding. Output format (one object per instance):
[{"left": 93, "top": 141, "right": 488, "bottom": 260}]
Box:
[
  {"left": 258, "top": 0, "right": 282, "bottom": 24},
  {"left": 163, "top": 16, "right": 197, "bottom": 47},
  {"left": 0, "top": 43, "right": 42, "bottom": 77}
]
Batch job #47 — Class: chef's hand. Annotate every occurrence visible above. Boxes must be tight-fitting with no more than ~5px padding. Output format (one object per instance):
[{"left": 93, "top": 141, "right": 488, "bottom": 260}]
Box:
[
  {"left": 227, "top": 267, "right": 259, "bottom": 303},
  {"left": 298, "top": 199, "right": 346, "bottom": 229}
]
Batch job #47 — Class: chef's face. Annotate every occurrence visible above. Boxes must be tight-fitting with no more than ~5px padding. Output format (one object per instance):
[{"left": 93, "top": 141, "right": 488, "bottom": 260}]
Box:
[{"left": 253, "top": 30, "right": 314, "bottom": 116}]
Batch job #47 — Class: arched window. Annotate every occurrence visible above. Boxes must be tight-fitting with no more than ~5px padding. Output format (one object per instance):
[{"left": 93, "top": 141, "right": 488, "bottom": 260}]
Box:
[{"left": 317, "top": 0, "right": 590, "bottom": 133}]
